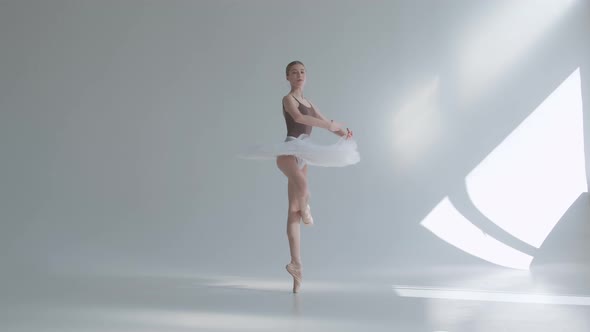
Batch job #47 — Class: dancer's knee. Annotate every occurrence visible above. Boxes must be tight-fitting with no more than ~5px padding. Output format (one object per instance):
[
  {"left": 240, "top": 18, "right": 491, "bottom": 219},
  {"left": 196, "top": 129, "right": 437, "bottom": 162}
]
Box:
[{"left": 288, "top": 208, "right": 301, "bottom": 218}]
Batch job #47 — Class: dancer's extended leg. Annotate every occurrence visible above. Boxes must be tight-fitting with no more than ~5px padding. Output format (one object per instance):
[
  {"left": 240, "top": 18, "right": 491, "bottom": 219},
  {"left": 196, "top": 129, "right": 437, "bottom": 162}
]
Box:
[
  {"left": 298, "top": 164, "right": 313, "bottom": 225},
  {"left": 277, "top": 156, "right": 312, "bottom": 225}
]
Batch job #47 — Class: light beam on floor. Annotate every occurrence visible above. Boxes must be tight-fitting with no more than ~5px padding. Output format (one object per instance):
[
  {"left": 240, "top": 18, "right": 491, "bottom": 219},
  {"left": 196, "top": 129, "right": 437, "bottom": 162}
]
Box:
[{"left": 393, "top": 285, "right": 590, "bottom": 306}]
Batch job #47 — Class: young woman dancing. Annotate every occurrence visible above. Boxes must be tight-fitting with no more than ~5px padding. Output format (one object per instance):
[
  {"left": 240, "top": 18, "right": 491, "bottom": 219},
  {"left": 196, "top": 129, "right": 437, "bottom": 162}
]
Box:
[{"left": 240, "top": 61, "right": 359, "bottom": 293}]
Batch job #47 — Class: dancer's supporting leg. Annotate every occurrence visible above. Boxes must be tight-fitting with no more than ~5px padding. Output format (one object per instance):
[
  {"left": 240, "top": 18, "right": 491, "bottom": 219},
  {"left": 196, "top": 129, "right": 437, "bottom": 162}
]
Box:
[{"left": 277, "top": 156, "right": 311, "bottom": 292}]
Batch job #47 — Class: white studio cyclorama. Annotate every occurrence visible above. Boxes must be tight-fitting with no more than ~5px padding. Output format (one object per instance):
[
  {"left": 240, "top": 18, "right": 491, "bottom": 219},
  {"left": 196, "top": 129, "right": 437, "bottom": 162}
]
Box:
[{"left": 2, "top": 1, "right": 590, "bottom": 331}]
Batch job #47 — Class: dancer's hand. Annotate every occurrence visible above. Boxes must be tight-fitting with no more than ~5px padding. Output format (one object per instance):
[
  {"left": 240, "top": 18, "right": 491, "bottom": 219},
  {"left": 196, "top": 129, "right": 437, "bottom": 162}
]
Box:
[{"left": 344, "top": 128, "right": 353, "bottom": 140}]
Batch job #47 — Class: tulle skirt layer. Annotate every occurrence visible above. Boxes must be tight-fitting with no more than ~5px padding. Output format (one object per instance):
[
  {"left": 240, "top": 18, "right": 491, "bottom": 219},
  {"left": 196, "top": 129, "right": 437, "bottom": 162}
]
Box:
[{"left": 238, "top": 134, "right": 360, "bottom": 168}]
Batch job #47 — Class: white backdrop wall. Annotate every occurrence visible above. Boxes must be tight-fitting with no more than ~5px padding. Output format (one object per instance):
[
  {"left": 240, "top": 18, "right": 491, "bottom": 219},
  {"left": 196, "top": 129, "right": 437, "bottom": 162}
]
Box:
[{"left": 1, "top": 0, "right": 589, "bottom": 278}]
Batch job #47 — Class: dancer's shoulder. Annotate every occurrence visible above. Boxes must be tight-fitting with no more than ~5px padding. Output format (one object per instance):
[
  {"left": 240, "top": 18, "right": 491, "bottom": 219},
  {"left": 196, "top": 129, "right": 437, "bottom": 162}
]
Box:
[{"left": 282, "top": 94, "right": 298, "bottom": 106}]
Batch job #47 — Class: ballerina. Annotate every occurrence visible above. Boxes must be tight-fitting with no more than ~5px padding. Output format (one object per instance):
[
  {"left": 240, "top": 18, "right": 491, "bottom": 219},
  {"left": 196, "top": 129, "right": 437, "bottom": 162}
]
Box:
[{"left": 240, "top": 60, "right": 359, "bottom": 293}]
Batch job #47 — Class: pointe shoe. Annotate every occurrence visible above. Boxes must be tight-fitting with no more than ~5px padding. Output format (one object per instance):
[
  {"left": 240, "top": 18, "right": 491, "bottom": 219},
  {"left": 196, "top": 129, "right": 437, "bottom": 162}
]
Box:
[
  {"left": 286, "top": 263, "right": 302, "bottom": 293},
  {"left": 301, "top": 204, "right": 314, "bottom": 226}
]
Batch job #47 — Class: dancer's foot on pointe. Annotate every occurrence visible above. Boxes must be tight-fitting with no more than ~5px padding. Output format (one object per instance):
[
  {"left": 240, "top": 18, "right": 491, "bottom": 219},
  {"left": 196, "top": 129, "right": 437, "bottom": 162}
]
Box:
[{"left": 286, "top": 262, "right": 302, "bottom": 293}]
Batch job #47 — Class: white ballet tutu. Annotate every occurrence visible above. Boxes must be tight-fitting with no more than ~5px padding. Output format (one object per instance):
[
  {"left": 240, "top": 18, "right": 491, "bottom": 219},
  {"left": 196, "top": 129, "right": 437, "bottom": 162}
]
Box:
[{"left": 238, "top": 134, "right": 360, "bottom": 168}]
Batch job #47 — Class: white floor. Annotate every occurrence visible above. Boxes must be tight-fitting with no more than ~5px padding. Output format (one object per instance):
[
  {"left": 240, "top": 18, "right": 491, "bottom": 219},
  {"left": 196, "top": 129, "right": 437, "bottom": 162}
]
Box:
[{"left": 3, "top": 264, "right": 590, "bottom": 332}]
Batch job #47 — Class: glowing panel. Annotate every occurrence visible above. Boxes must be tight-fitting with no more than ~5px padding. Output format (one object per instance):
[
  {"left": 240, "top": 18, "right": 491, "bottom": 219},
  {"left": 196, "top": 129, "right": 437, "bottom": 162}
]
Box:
[
  {"left": 421, "top": 197, "right": 533, "bottom": 270},
  {"left": 465, "top": 68, "right": 587, "bottom": 248}
]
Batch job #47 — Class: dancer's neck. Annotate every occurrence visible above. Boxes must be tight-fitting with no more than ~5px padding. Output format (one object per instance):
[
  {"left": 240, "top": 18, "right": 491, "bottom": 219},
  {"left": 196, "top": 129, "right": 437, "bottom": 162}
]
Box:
[{"left": 290, "top": 88, "right": 304, "bottom": 99}]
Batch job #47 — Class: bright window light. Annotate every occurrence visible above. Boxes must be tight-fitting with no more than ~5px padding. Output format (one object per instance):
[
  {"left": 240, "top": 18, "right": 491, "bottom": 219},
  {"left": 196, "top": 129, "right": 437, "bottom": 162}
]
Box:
[
  {"left": 421, "top": 197, "right": 533, "bottom": 270},
  {"left": 422, "top": 68, "right": 586, "bottom": 268},
  {"left": 465, "top": 68, "right": 587, "bottom": 248}
]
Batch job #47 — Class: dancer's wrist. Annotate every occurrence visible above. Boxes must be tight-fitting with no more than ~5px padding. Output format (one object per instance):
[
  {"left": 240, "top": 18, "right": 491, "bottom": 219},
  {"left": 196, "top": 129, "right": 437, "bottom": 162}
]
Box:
[{"left": 328, "top": 119, "right": 335, "bottom": 131}]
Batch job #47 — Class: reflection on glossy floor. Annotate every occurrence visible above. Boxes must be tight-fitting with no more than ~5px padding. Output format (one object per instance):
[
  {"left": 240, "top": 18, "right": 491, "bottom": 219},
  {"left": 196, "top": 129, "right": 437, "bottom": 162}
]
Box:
[{"left": 3, "top": 264, "right": 590, "bottom": 332}]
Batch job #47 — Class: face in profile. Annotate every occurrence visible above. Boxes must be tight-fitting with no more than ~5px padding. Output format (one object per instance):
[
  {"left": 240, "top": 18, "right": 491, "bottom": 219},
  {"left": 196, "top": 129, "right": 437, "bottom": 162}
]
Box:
[{"left": 287, "top": 64, "right": 306, "bottom": 88}]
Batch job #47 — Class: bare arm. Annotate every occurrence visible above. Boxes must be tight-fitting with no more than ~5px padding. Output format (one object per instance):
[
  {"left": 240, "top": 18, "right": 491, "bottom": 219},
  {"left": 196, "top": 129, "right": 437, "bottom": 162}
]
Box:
[{"left": 309, "top": 101, "right": 348, "bottom": 137}]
